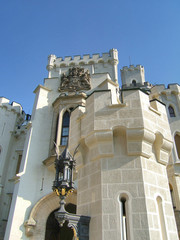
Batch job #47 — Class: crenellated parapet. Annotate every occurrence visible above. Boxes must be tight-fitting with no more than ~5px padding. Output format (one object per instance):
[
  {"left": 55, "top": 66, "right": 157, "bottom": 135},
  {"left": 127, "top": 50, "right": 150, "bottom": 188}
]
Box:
[
  {"left": 46, "top": 49, "right": 119, "bottom": 82},
  {"left": 151, "top": 83, "right": 180, "bottom": 98},
  {"left": 47, "top": 49, "right": 118, "bottom": 68},
  {"left": 150, "top": 83, "right": 180, "bottom": 115},
  {"left": 0, "top": 97, "right": 24, "bottom": 115},
  {"left": 121, "top": 64, "right": 143, "bottom": 72},
  {"left": 0, "top": 97, "right": 30, "bottom": 129}
]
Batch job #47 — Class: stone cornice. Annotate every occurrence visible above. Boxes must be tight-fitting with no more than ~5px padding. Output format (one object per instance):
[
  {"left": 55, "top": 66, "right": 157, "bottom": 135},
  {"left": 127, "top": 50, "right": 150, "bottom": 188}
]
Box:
[
  {"left": 33, "top": 84, "right": 51, "bottom": 94},
  {"left": 52, "top": 92, "right": 87, "bottom": 108}
]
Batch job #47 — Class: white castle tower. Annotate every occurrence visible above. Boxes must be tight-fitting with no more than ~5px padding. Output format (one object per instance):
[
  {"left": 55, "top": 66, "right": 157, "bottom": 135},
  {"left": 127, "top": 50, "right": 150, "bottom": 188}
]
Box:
[{"left": 0, "top": 49, "right": 179, "bottom": 240}]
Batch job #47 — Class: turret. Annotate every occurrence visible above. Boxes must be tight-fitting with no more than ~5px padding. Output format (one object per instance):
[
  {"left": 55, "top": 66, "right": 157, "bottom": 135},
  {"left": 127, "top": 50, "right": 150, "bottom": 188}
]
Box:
[{"left": 120, "top": 64, "right": 152, "bottom": 90}]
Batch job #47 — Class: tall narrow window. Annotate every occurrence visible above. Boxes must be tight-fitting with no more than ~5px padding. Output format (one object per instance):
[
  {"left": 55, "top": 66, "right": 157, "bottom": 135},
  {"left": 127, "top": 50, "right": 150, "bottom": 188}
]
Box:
[
  {"left": 61, "top": 111, "right": 70, "bottom": 146},
  {"left": 168, "top": 106, "right": 176, "bottom": 117},
  {"left": 157, "top": 196, "right": 167, "bottom": 240},
  {"left": 175, "top": 134, "right": 180, "bottom": 159},
  {"left": 169, "top": 184, "right": 176, "bottom": 209},
  {"left": 120, "top": 197, "right": 128, "bottom": 240}
]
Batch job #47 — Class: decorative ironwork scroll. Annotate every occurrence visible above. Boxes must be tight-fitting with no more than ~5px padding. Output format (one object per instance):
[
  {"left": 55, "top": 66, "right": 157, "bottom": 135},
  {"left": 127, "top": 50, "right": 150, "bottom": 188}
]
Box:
[
  {"left": 59, "top": 67, "right": 91, "bottom": 92},
  {"left": 55, "top": 209, "right": 90, "bottom": 240}
]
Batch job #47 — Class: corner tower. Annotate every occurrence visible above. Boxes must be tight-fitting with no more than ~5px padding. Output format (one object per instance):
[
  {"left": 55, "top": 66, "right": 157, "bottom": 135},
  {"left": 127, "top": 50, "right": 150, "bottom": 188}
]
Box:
[{"left": 121, "top": 65, "right": 152, "bottom": 90}]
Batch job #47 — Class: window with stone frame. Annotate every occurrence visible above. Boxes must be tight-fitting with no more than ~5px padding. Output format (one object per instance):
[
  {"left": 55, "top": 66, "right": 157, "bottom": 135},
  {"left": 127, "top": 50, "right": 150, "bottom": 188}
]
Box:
[
  {"left": 120, "top": 197, "right": 128, "bottom": 240},
  {"left": 61, "top": 111, "right": 70, "bottom": 146},
  {"left": 169, "top": 183, "right": 176, "bottom": 209},
  {"left": 132, "top": 79, "right": 137, "bottom": 86},
  {"left": 168, "top": 105, "right": 176, "bottom": 117},
  {"left": 156, "top": 196, "right": 168, "bottom": 240},
  {"left": 119, "top": 194, "right": 131, "bottom": 240}
]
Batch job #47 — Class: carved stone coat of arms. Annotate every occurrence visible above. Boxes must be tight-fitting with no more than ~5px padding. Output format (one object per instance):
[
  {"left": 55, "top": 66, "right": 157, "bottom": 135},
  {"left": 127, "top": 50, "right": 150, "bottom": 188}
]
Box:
[{"left": 59, "top": 67, "right": 91, "bottom": 92}]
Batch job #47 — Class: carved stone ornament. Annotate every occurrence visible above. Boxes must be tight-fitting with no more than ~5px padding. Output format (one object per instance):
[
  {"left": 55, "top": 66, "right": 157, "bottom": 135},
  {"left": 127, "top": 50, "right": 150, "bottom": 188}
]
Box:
[
  {"left": 59, "top": 67, "right": 91, "bottom": 92},
  {"left": 24, "top": 218, "right": 36, "bottom": 237}
]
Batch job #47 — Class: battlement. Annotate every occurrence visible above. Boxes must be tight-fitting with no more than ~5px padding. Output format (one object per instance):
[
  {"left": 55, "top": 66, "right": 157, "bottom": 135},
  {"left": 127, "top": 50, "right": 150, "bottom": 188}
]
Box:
[
  {"left": 46, "top": 49, "right": 118, "bottom": 70},
  {"left": 167, "top": 83, "right": 180, "bottom": 93},
  {"left": 121, "top": 64, "right": 144, "bottom": 72},
  {"left": 151, "top": 83, "right": 180, "bottom": 97},
  {"left": 0, "top": 97, "right": 24, "bottom": 115}
]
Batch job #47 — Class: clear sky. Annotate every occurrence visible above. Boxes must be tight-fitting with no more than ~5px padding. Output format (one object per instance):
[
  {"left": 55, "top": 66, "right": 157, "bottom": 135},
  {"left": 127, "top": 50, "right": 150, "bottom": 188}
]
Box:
[{"left": 1, "top": 0, "right": 180, "bottom": 113}]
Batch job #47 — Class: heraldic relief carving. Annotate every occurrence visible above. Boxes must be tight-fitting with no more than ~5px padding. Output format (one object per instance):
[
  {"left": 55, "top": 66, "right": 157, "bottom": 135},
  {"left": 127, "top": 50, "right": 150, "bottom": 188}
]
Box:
[{"left": 59, "top": 67, "right": 91, "bottom": 92}]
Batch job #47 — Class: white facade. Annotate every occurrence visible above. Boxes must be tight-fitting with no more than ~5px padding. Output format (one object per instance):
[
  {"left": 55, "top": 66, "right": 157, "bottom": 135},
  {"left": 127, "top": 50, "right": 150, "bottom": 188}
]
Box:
[
  {"left": 0, "top": 98, "right": 29, "bottom": 239},
  {"left": 0, "top": 49, "right": 180, "bottom": 240}
]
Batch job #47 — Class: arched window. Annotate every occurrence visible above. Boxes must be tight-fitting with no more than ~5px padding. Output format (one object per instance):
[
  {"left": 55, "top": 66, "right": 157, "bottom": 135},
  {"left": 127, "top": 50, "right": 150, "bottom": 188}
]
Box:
[
  {"left": 168, "top": 106, "right": 176, "bottom": 117},
  {"left": 169, "top": 184, "right": 176, "bottom": 209},
  {"left": 61, "top": 111, "right": 70, "bottom": 146},
  {"left": 119, "top": 194, "right": 131, "bottom": 240},
  {"left": 175, "top": 134, "right": 180, "bottom": 159},
  {"left": 132, "top": 80, "right": 136, "bottom": 86},
  {"left": 156, "top": 196, "right": 168, "bottom": 240},
  {"left": 120, "top": 197, "right": 128, "bottom": 240}
]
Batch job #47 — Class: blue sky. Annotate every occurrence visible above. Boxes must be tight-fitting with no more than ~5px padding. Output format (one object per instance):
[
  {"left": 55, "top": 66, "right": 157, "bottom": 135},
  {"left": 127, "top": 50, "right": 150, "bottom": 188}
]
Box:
[{"left": 1, "top": 0, "right": 180, "bottom": 113}]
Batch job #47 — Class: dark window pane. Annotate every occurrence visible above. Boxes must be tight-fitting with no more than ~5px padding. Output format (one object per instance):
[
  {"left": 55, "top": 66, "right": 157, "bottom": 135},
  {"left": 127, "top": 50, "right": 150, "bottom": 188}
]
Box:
[
  {"left": 62, "top": 127, "right": 69, "bottom": 136},
  {"left": 168, "top": 106, "right": 176, "bottom": 117},
  {"left": 61, "top": 137, "right": 68, "bottom": 146},
  {"left": 62, "top": 111, "right": 70, "bottom": 126},
  {"left": 61, "top": 111, "right": 70, "bottom": 146}
]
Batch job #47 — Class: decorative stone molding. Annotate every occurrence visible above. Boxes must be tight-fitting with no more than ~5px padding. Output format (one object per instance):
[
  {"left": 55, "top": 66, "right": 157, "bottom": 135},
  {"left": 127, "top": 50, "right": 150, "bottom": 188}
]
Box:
[
  {"left": 85, "top": 130, "right": 114, "bottom": 161},
  {"left": 24, "top": 218, "right": 36, "bottom": 237},
  {"left": 59, "top": 67, "right": 91, "bottom": 92},
  {"left": 24, "top": 191, "right": 77, "bottom": 239},
  {"left": 126, "top": 128, "right": 173, "bottom": 164},
  {"left": 126, "top": 128, "right": 155, "bottom": 158},
  {"left": 154, "top": 132, "right": 173, "bottom": 165},
  {"left": 53, "top": 92, "right": 87, "bottom": 109}
]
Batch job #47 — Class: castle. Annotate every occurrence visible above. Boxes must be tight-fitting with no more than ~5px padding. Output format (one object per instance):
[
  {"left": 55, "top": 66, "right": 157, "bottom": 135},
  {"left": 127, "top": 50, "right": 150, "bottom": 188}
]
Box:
[{"left": 0, "top": 49, "right": 179, "bottom": 239}]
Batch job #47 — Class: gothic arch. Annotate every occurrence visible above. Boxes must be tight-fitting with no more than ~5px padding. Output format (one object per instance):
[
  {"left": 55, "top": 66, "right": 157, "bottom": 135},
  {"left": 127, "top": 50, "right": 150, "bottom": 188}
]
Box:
[
  {"left": 115, "top": 191, "right": 134, "bottom": 240},
  {"left": 24, "top": 191, "right": 77, "bottom": 239},
  {"left": 168, "top": 105, "right": 176, "bottom": 117}
]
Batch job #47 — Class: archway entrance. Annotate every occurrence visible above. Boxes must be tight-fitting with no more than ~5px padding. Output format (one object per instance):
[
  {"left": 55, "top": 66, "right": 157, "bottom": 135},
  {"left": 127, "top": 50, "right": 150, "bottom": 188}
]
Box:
[{"left": 45, "top": 204, "right": 76, "bottom": 240}]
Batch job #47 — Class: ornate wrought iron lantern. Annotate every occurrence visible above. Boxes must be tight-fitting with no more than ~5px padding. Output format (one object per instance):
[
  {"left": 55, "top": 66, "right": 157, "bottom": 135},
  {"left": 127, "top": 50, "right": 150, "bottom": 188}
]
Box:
[
  {"left": 52, "top": 146, "right": 90, "bottom": 239},
  {"left": 53, "top": 147, "right": 75, "bottom": 199}
]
